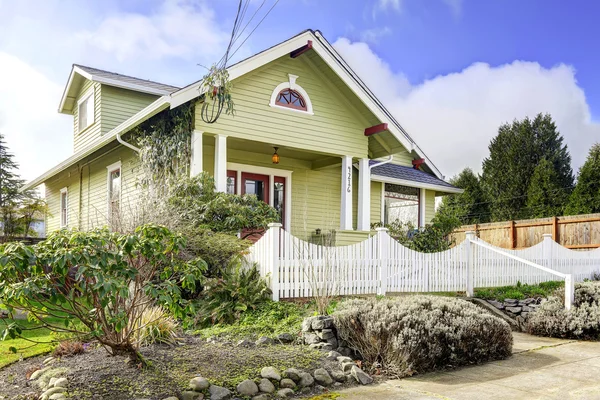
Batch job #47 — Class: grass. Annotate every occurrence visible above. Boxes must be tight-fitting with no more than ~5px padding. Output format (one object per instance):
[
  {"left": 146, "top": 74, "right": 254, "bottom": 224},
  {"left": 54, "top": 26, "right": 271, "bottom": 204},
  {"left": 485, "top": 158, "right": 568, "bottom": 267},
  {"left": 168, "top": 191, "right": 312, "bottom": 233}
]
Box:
[
  {"left": 474, "top": 281, "right": 564, "bottom": 301},
  {"left": 0, "top": 318, "right": 59, "bottom": 369}
]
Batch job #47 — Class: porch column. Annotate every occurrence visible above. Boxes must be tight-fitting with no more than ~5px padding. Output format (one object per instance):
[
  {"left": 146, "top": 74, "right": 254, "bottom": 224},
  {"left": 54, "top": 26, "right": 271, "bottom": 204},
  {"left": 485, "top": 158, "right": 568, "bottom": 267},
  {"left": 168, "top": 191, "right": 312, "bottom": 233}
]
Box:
[
  {"left": 357, "top": 158, "right": 371, "bottom": 231},
  {"left": 190, "top": 130, "right": 203, "bottom": 177},
  {"left": 419, "top": 188, "right": 426, "bottom": 227},
  {"left": 340, "top": 155, "right": 353, "bottom": 230},
  {"left": 214, "top": 134, "right": 228, "bottom": 192}
]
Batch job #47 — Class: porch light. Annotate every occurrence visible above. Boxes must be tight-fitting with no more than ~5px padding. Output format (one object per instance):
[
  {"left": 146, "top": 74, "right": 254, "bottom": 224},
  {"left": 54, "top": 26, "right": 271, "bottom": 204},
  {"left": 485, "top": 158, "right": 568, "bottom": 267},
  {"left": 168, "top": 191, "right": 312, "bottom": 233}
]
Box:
[{"left": 272, "top": 147, "right": 280, "bottom": 164}]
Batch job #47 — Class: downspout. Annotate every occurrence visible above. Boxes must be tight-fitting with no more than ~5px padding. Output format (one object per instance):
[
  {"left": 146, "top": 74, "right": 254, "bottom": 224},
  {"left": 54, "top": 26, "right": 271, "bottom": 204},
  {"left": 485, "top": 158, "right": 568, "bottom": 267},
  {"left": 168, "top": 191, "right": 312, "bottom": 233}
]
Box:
[
  {"left": 117, "top": 132, "right": 140, "bottom": 153},
  {"left": 369, "top": 155, "right": 393, "bottom": 170}
]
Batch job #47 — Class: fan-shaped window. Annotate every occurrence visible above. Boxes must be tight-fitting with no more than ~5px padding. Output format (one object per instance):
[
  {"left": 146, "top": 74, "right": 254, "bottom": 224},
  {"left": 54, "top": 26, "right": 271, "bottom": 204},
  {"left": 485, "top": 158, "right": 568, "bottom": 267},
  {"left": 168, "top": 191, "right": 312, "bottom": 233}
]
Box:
[{"left": 275, "top": 89, "right": 307, "bottom": 111}]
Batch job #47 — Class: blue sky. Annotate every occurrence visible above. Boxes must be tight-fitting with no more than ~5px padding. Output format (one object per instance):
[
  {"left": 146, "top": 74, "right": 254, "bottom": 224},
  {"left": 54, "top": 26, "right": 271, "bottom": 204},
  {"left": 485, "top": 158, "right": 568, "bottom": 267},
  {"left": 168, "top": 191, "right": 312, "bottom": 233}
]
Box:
[{"left": 0, "top": 0, "right": 598, "bottom": 181}]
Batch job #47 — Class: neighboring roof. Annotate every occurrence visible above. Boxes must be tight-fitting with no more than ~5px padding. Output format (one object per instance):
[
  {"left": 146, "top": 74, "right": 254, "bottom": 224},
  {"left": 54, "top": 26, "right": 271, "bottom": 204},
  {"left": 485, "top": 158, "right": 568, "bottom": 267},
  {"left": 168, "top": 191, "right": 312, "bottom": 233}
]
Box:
[
  {"left": 58, "top": 64, "right": 180, "bottom": 113},
  {"left": 370, "top": 161, "right": 463, "bottom": 194}
]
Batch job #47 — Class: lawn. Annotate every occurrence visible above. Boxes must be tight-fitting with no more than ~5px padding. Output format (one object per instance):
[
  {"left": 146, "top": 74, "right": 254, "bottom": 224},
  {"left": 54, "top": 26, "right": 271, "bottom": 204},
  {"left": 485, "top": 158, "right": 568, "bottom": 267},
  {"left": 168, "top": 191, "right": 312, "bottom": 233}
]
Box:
[
  {"left": 474, "top": 280, "right": 564, "bottom": 301},
  {"left": 0, "top": 318, "right": 60, "bottom": 369}
]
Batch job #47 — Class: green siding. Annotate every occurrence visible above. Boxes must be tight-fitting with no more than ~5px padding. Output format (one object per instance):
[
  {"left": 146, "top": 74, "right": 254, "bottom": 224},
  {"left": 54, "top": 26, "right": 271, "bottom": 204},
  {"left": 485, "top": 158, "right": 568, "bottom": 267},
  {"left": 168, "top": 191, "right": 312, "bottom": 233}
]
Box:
[
  {"left": 73, "top": 80, "right": 102, "bottom": 153},
  {"left": 336, "top": 230, "right": 372, "bottom": 246},
  {"left": 371, "top": 181, "right": 382, "bottom": 224},
  {"left": 195, "top": 55, "right": 369, "bottom": 158},
  {"left": 424, "top": 189, "right": 436, "bottom": 224},
  {"left": 101, "top": 86, "right": 158, "bottom": 134}
]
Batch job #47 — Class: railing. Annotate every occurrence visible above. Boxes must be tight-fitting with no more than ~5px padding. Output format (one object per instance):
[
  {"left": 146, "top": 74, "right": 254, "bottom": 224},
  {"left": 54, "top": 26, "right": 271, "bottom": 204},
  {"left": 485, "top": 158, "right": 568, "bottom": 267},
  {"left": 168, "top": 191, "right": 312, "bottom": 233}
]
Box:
[{"left": 246, "top": 224, "right": 600, "bottom": 309}]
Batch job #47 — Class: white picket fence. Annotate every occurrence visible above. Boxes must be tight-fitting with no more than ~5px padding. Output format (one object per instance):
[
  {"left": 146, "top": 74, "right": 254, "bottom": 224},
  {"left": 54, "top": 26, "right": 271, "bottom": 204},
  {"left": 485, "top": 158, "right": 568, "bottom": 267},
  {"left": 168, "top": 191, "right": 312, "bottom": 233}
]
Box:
[{"left": 246, "top": 223, "right": 600, "bottom": 309}]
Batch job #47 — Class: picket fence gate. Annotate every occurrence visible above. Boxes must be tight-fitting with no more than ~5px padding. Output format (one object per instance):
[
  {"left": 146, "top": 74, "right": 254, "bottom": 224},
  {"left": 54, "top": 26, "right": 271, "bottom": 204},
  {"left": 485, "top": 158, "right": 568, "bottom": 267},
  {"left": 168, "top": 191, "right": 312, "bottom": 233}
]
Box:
[{"left": 246, "top": 223, "right": 600, "bottom": 309}]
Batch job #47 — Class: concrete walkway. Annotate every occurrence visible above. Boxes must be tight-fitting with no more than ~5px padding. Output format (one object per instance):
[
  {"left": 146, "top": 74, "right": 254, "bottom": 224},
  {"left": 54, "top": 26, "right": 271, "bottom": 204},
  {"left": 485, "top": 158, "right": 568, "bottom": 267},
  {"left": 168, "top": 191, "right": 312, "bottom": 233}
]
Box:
[{"left": 339, "top": 333, "right": 600, "bottom": 399}]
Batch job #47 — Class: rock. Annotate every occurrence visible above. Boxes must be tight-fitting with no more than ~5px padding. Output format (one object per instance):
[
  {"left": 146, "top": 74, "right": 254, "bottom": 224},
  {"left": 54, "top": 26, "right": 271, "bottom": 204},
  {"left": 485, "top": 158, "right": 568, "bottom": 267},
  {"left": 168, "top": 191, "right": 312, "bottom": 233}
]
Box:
[
  {"left": 300, "top": 387, "right": 312, "bottom": 394},
  {"left": 326, "top": 337, "right": 338, "bottom": 348},
  {"left": 277, "top": 333, "right": 295, "bottom": 343},
  {"left": 312, "top": 316, "right": 334, "bottom": 330},
  {"left": 40, "top": 387, "right": 65, "bottom": 400},
  {"left": 505, "top": 306, "right": 522, "bottom": 314},
  {"left": 314, "top": 384, "right": 326, "bottom": 392},
  {"left": 341, "top": 361, "right": 356, "bottom": 373},
  {"left": 209, "top": 385, "right": 232, "bottom": 400},
  {"left": 522, "top": 305, "right": 533, "bottom": 312},
  {"left": 258, "top": 378, "right": 275, "bottom": 393},
  {"left": 49, "top": 377, "right": 57, "bottom": 387},
  {"left": 181, "top": 392, "right": 203, "bottom": 400},
  {"left": 504, "top": 298, "right": 518, "bottom": 304},
  {"left": 309, "top": 343, "right": 323, "bottom": 350},
  {"left": 337, "top": 356, "right": 353, "bottom": 364},
  {"left": 283, "top": 368, "right": 302, "bottom": 382},
  {"left": 337, "top": 347, "right": 353, "bottom": 357},
  {"left": 279, "top": 378, "right": 297, "bottom": 389},
  {"left": 333, "top": 382, "right": 343, "bottom": 387},
  {"left": 162, "top": 397, "right": 179, "bottom": 400},
  {"left": 350, "top": 366, "right": 373, "bottom": 385},
  {"left": 523, "top": 298, "right": 535, "bottom": 305},
  {"left": 49, "top": 394, "right": 66, "bottom": 400},
  {"left": 338, "top": 339, "right": 347, "bottom": 347},
  {"left": 43, "top": 357, "right": 55, "bottom": 365},
  {"left": 316, "top": 329, "right": 335, "bottom": 340},
  {"left": 303, "top": 332, "right": 321, "bottom": 345},
  {"left": 313, "top": 368, "right": 333, "bottom": 386},
  {"left": 302, "top": 317, "right": 316, "bottom": 332},
  {"left": 53, "top": 378, "right": 68, "bottom": 388},
  {"left": 298, "top": 371, "right": 314, "bottom": 388},
  {"left": 321, "top": 343, "right": 334, "bottom": 351},
  {"left": 330, "top": 370, "right": 346, "bottom": 382},
  {"left": 29, "top": 367, "right": 50, "bottom": 381},
  {"left": 521, "top": 312, "right": 529, "bottom": 319},
  {"left": 189, "top": 376, "right": 210, "bottom": 391},
  {"left": 237, "top": 339, "right": 255, "bottom": 347},
  {"left": 256, "top": 336, "right": 274, "bottom": 346},
  {"left": 276, "top": 388, "right": 295, "bottom": 398},
  {"left": 487, "top": 300, "right": 505, "bottom": 310},
  {"left": 261, "top": 366, "right": 282, "bottom": 381},
  {"left": 326, "top": 350, "right": 341, "bottom": 360},
  {"left": 253, "top": 395, "right": 271, "bottom": 400},
  {"left": 237, "top": 379, "right": 259, "bottom": 396}
]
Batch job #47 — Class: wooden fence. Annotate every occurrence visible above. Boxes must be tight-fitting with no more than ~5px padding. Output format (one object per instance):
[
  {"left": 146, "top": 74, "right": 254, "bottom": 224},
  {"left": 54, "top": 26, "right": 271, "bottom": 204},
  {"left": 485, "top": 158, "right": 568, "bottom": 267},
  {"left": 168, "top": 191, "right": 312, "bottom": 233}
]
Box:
[
  {"left": 452, "top": 213, "right": 600, "bottom": 250},
  {"left": 246, "top": 224, "right": 600, "bottom": 308}
]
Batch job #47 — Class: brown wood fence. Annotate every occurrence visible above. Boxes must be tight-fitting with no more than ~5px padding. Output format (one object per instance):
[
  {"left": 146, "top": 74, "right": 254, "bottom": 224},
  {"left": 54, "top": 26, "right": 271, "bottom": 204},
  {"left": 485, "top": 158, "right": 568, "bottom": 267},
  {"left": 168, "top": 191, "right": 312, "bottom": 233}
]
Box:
[{"left": 452, "top": 213, "right": 600, "bottom": 250}]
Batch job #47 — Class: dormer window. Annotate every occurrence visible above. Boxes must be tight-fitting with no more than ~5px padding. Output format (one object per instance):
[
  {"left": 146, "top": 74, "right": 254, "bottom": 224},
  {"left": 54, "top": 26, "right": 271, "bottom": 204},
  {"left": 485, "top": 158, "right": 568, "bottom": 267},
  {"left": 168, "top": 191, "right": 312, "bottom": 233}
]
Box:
[
  {"left": 269, "top": 74, "right": 313, "bottom": 115},
  {"left": 275, "top": 89, "right": 307, "bottom": 111},
  {"left": 78, "top": 88, "right": 95, "bottom": 132}
]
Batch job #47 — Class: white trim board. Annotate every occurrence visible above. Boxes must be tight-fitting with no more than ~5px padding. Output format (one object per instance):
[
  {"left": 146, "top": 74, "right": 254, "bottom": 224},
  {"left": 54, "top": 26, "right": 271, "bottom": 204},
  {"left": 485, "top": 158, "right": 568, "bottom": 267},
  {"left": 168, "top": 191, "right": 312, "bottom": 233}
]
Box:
[
  {"left": 60, "top": 187, "right": 68, "bottom": 228},
  {"left": 106, "top": 161, "right": 122, "bottom": 216}
]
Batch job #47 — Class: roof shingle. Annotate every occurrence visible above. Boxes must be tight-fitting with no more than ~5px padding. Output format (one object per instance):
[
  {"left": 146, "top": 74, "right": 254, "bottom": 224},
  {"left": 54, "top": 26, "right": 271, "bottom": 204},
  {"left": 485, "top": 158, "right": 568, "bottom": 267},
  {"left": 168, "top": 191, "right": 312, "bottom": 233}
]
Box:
[
  {"left": 369, "top": 161, "right": 458, "bottom": 190},
  {"left": 74, "top": 64, "right": 180, "bottom": 94}
]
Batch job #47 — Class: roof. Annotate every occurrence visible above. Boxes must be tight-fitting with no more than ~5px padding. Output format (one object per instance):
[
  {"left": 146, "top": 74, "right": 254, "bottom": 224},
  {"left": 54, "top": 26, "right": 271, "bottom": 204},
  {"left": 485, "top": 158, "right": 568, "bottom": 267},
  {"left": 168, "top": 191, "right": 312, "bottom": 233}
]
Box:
[
  {"left": 370, "top": 161, "right": 462, "bottom": 194},
  {"left": 58, "top": 64, "right": 180, "bottom": 113}
]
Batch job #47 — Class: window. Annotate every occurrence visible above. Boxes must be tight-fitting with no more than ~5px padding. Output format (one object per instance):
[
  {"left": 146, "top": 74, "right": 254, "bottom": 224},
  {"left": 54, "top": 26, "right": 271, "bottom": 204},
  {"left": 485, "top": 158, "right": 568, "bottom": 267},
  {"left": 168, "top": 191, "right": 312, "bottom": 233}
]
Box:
[
  {"left": 107, "top": 162, "right": 121, "bottom": 220},
  {"left": 383, "top": 184, "right": 419, "bottom": 227},
  {"left": 78, "top": 89, "right": 95, "bottom": 132},
  {"left": 274, "top": 177, "right": 285, "bottom": 223},
  {"left": 226, "top": 170, "right": 237, "bottom": 194},
  {"left": 275, "top": 89, "right": 307, "bottom": 111},
  {"left": 60, "top": 187, "right": 68, "bottom": 228}
]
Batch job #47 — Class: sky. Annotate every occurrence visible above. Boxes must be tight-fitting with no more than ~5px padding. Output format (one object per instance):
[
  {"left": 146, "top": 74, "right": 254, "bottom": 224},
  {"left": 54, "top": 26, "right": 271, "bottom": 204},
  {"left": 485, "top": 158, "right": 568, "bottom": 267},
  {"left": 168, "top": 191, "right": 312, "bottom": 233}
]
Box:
[{"left": 0, "top": 0, "right": 599, "bottom": 182}]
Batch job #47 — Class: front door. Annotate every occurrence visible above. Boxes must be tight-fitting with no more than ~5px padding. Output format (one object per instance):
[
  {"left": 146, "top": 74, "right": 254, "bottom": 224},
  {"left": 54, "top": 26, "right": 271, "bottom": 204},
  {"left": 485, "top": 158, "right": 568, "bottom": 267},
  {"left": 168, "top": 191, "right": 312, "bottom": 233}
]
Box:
[{"left": 241, "top": 173, "right": 270, "bottom": 241}]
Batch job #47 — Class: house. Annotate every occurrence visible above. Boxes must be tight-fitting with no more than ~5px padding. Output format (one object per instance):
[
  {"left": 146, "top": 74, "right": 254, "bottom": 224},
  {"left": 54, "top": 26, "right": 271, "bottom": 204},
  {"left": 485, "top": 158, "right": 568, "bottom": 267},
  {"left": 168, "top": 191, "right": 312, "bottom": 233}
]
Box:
[{"left": 23, "top": 30, "right": 461, "bottom": 245}]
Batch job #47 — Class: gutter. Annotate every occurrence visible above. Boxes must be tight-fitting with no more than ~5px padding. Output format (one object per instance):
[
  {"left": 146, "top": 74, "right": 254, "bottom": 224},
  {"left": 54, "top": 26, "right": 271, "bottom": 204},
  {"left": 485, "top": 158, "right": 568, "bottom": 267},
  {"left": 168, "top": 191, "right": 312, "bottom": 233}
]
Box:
[{"left": 369, "top": 155, "right": 393, "bottom": 170}]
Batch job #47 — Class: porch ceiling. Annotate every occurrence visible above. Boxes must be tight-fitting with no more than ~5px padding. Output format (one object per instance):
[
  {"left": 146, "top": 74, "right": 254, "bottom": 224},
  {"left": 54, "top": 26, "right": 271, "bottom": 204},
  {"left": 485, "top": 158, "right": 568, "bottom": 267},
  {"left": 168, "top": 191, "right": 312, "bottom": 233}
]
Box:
[{"left": 209, "top": 136, "right": 334, "bottom": 162}]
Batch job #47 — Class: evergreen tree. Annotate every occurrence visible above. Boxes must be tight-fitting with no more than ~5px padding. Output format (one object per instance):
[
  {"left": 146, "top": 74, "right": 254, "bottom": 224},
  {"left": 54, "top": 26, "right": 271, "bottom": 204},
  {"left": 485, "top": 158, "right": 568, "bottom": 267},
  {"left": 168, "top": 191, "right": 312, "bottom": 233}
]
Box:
[
  {"left": 0, "top": 133, "right": 25, "bottom": 236},
  {"left": 437, "top": 168, "right": 490, "bottom": 224},
  {"left": 481, "top": 113, "right": 573, "bottom": 221},
  {"left": 565, "top": 143, "right": 600, "bottom": 215},
  {"left": 526, "top": 158, "right": 569, "bottom": 217}
]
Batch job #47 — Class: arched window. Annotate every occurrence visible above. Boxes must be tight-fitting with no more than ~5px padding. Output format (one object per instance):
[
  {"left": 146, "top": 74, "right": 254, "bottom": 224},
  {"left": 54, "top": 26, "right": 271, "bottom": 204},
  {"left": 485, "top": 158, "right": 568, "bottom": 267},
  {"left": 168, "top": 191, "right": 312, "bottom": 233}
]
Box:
[
  {"left": 275, "top": 89, "right": 307, "bottom": 111},
  {"left": 269, "top": 74, "right": 314, "bottom": 115}
]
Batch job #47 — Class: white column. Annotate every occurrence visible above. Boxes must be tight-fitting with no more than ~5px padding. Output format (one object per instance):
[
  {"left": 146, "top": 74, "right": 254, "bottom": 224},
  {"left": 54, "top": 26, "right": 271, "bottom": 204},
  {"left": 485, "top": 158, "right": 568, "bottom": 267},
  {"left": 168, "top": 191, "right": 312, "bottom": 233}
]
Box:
[
  {"left": 358, "top": 158, "right": 371, "bottom": 231},
  {"left": 419, "top": 188, "right": 426, "bottom": 227},
  {"left": 465, "top": 231, "right": 475, "bottom": 297},
  {"left": 340, "top": 156, "right": 353, "bottom": 230},
  {"left": 190, "top": 130, "right": 203, "bottom": 177},
  {"left": 214, "top": 134, "right": 228, "bottom": 192}
]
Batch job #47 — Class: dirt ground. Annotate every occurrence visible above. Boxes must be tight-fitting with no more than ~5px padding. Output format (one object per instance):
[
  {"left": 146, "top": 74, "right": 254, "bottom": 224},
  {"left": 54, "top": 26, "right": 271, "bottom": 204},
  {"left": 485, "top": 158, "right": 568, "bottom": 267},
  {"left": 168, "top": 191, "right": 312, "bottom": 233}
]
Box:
[{"left": 0, "top": 335, "right": 346, "bottom": 400}]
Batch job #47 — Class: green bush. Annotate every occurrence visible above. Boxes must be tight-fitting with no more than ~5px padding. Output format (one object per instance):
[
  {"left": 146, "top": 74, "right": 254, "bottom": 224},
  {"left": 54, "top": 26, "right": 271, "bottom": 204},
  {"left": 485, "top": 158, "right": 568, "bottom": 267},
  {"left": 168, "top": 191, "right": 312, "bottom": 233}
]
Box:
[
  {"left": 195, "top": 301, "right": 306, "bottom": 340},
  {"left": 195, "top": 262, "right": 271, "bottom": 326},
  {"left": 475, "top": 281, "right": 563, "bottom": 301},
  {"left": 186, "top": 230, "right": 252, "bottom": 276},
  {"left": 528, "top": 282, "right": 600, "bottom": 339},
  {"left": 333, "top": 296, "right": 512, "bottom": 377}
]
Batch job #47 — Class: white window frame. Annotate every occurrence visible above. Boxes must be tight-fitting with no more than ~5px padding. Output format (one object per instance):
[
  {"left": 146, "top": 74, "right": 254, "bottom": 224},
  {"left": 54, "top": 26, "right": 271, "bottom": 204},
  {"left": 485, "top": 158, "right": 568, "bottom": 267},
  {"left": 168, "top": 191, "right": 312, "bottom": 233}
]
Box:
[
  {"left": 269, "top": 74, "right": 314, "bottom": 115},
  {"left": 227, "top": 162, "right": 293, "bottom": 231},
  {"left": 106, "top": 161, "right": 122, "bottom": 216},
  {"left": 60, "top": 187, "right": 68, "bottom": 228},
  {"left": 77, "top": 87, "right": 95, "bottom": 133}
]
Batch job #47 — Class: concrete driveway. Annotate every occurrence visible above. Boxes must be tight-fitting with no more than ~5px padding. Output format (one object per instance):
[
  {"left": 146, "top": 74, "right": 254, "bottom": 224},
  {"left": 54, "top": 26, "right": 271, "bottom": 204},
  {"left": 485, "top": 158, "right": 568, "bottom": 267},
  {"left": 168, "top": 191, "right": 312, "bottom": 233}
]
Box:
[{"left": 339, "top": 333, "right": 600, "bottom": 399}]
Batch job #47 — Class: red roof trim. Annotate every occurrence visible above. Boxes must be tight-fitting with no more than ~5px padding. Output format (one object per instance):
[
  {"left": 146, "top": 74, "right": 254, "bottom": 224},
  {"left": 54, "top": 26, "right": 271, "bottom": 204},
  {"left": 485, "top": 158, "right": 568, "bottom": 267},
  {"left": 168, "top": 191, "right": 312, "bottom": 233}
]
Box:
[
  {"left": 364, "top": 123, "right": 388, "bottom": 136},
  {"left": 290, "top": 40, "right": 313, "bottom": 58}
]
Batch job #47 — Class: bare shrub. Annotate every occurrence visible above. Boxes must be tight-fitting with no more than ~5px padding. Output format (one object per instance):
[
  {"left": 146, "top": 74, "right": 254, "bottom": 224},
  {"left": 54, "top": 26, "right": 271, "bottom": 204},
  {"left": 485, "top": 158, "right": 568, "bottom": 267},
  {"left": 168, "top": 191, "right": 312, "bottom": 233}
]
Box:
[
  {"left": 333, "top": 296, "right": 513, "bottom": 377},
  {"left": 53, "top": 340, "right": 85, "bottom": 358}
]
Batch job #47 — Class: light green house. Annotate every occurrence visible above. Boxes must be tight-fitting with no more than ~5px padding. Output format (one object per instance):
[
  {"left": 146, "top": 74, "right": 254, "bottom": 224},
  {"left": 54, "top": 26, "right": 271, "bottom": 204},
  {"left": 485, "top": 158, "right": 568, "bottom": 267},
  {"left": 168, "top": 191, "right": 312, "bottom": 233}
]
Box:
[{"left": 24, "top": 30, "right": 461, "bottom": 245}]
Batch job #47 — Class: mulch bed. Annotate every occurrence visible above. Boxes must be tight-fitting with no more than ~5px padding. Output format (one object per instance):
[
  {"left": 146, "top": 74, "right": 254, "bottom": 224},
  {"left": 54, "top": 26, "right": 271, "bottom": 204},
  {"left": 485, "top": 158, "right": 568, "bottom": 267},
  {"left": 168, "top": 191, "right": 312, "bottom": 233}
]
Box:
[{"left": 0, "top": 335, "right": 330, "bottom": 400}]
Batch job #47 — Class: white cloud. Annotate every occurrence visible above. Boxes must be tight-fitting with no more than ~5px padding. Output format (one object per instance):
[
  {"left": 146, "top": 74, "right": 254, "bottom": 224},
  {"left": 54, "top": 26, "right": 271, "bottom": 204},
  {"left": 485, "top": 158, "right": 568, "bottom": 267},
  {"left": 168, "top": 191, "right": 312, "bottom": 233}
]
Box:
[
  {"left": 333, "top": 38, "right": 600, "bottom": 179},
  {"left": 360, "top": 27, "right": 392, "bottom": 44},
  {"left": 0, "top": 53, "right": 71, "bottom": 182},
  {"left": 76, "top": 0, "right": 229, "bottom": 63}
]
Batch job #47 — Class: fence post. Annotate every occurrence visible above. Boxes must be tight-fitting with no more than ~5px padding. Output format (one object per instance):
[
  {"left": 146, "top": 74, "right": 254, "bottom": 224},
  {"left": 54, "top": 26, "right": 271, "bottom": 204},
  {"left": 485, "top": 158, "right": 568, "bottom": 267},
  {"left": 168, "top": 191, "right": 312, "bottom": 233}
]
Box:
[
  {"left": 268, "top": 223, "right": 282, "bottom": 302},
  {"left": 565, "top": 274, "right": 574, "bottom": 310},
  {"left": 375, "top": 227, "right": 389, "bottom": 296},
  {"left": 542, "top": 233, "right": 553, "bottom": 269},
  {"left": 465, "top": 231, "right": 475, "bottom": 297}
]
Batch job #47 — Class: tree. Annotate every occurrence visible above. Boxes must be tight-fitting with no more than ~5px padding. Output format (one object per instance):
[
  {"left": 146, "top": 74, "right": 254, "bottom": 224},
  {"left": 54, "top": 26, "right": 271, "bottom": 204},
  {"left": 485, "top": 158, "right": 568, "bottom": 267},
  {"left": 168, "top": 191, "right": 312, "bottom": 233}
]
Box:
[
  {"left": 0, "top": 224, "right": 205, "bottom": 366},
  {"left": 565, "top": 143, "right": 600, "bottom": 215},
  {"left": 0, "top": 133, "right": 26, "bottom": 237},
  {"left": 20, "top": 194, "right": 49, "bottom": 236},
  {"left": 526, "top": 158, "right": 569, "bottom": 218},
  {"left": 481, "top": 113, "right": 573, "bottom": 221},
  {"left": 436, "top": 168, "right": 490, "bottom": 224}
]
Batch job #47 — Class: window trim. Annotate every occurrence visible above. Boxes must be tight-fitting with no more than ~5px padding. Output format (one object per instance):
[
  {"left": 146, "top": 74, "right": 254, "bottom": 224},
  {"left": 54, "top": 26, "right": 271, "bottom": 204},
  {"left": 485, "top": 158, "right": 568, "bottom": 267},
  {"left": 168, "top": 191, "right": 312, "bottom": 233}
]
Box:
[
  {"left": 60, "top": 187, "right": 68, "bottom": 228},
  {"left": 106, "top": 161, "right": 122, "bottom": 216},
  {"left": 269, "top": 74, "right": 314, "bottom": 115},
  {"left": 275, "top": 89, "right": 308, "bottom": 111},
  {"left": 77, "top": 87, "right": 95, "bottom": 134}
]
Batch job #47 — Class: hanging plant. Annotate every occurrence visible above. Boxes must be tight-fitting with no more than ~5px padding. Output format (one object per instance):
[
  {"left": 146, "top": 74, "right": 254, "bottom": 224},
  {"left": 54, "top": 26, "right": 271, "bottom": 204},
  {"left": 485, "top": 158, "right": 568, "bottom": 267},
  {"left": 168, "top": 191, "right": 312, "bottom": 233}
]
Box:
[{"left": 199, "top": 64, "right": 235, "bottom": 124}]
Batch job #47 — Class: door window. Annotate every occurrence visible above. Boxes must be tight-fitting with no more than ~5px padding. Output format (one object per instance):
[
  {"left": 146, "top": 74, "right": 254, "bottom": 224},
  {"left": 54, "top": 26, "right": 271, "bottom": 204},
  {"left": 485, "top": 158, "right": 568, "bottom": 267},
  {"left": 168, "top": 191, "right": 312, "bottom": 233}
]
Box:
[
  {"left": 274, "top": 177, "right": 285, "bottom": 223},
  {"left": 242, "top": 172, "right": 269, "bottom": 204}
]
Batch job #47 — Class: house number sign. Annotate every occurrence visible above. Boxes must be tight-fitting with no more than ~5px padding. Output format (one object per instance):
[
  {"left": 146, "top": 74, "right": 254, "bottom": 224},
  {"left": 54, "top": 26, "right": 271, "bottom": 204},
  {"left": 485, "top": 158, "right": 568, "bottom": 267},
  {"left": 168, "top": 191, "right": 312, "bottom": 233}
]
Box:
[{"left": 347, "top": 166, "right": 352, "bottom": 193}]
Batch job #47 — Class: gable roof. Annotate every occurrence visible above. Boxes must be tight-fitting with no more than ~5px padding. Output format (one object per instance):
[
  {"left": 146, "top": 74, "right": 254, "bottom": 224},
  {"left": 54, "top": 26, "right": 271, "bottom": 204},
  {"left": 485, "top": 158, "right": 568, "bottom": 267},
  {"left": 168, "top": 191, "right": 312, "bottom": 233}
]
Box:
[
  {"left": 58, "top": 64, "right": 180, "bottom": 114},
  {"left": 170, "top": 29, "right": 444, "bottom": 179},
  {"left": 369, "top": 161, "right": 462, "bottom": 194}
]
